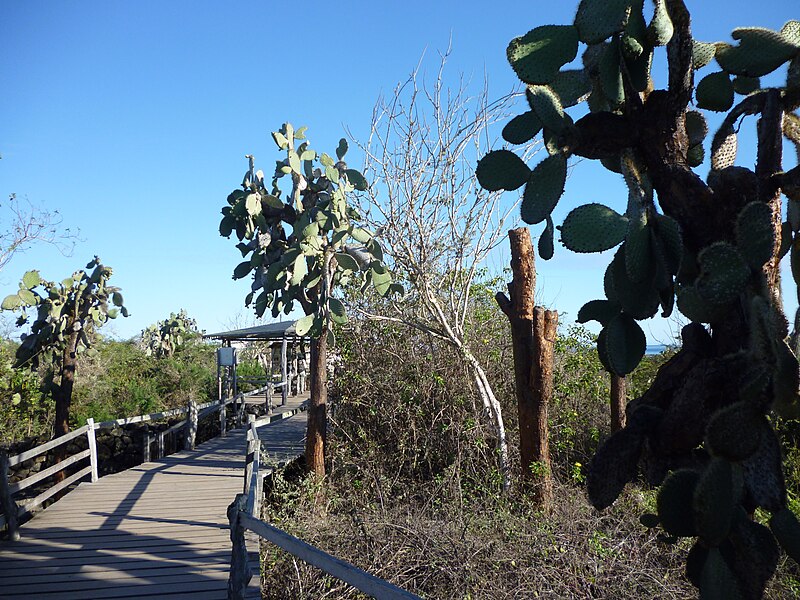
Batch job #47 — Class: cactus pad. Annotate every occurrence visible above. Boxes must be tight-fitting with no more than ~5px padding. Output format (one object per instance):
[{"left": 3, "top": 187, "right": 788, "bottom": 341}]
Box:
[
  {"left": 710, "top": 123, "right": 738, "bottom": 171},
  {"left": 507, "top": 25, "right": 580, "bottom": 85},
  {"left": 706, "top": 403, "right": 763, "bottom": 461},
  {"left": 527, "top": 85, "right": 567, "bottom": 133},
  {"left": 603, "top": 312, "right": 647, "bottom": 376},
  {"left": 560, "top": 203, "right": 628, "bottom": 253},
  {"left": 520, "top": 154, "right": 568, "bottom": 224},
  {"left": 549, "top": 69, "right": 593, "bottom": 107},
  {"left": 692, "top": 40, "right": 717, "bottom": 70},
  {"left": 685, "top": 110, "right": 708, "bottom": 147},
  {"left": 696, "top": 242, "right": 749, "bottom": 304},
  {"left": 700, "top": 548, "right": 743, "bottom": 600},
  {"left": 610, "top": 246, "right": 660, "bottom": 319},
  {"left": 657, "top": 468, "right": 700, "bottom": 537},
  {"left": 696, "top": 71, "right": 735, "bottom": 112},
  {"left": 735, "top": 201, "right": 775, "bottom": 270},
  {"left": 574, "top": 0, "right": 632, "bottom": 44},
  {"left": 647, "top": 0, "right": 673, "bottom": 46},
  {"left": 475, "top": 150, "right": 531, "bottom": 192},
  {"left": 693, "top": 458, "right": 742, "bottom": 545},
  {"left": 732, "top": 75, "right": 761, "bottom": 95},
  {"left": 586, "top": 426, "right": 644, "bottom": 509},
  {"left": 716, "top": 27, "right": 800, "bottom": 77},
  {"left": 577, "top": 298, "right": 622, "bottom": 327},
  {"left": 742, "top": 424, "right": 786, "bottom": 512},
  {"left": 770, "top": 507, "right": 800, "bottom": 565},
  {"left": 676, "top": 283, "right": 725, "bottom": 323},
  {"left": 502, "top": 111, "right": 543, "bottom": 145},
  {"left": 599, "top": 40, "right": 625, "bottom": 106},
  {"left": 687, "top": 144, "right": 705, "bottom": 167},
  {"left": 625, "top": 213, "right": 653, "bottom": 283},
  {"left": 539, "top": 216, "right": 555, "bottom": 260}
]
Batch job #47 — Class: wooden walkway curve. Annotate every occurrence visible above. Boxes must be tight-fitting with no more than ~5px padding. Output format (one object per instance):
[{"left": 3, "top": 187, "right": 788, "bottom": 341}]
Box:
[{"left": 0, "top": 394, "right": 308, "bottom": 599}]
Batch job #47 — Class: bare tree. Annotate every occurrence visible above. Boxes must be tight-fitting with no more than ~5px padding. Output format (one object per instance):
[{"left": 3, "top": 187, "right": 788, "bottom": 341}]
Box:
[
  {"left": 0, "top": 194, "right": 79, "bottom": 272},
  {"left": 351, "top": 50, "right": 538, "bottom": 491}
]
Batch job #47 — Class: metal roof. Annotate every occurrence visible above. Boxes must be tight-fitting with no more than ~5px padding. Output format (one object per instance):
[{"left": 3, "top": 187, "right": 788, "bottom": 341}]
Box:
[{"left": 203, "top": 320, "right": 307, "bottom": 342}]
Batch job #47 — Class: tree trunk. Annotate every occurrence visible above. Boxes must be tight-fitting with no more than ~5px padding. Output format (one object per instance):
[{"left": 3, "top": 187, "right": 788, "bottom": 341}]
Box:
[
  {"left": 306, "top": 330, "right": 327, "bottom": 477},
  {"left": 496, "top": 228, "right": 555, "bottom": 507},
  {"left": 53, "top": 331, "right": 79, "bottom": 486},
  {"left": 530, "top": 307, "right": 557, "bottom": 508},
  {"left": 610, "top": 374, "right": 626, "bottom": 433}
]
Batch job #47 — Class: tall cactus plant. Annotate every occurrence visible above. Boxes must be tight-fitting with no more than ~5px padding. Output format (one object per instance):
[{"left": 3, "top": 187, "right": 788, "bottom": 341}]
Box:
[
  {"left": 478, "top": 1, "right": 800, "bottom": 596},
  {"left": 1, "top": 257, "right": 127, "bottom": 442},
  {"left": 140, "top": 309, "right": 199, "bottom": 358},
  {"left": 220, "top": 123, "right": 396, "bottom": 476}
]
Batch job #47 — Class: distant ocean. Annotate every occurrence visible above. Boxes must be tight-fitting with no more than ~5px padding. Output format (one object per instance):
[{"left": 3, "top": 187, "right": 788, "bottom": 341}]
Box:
[{"left": 645, "top": 344, "right": 669, "bottom": 355}]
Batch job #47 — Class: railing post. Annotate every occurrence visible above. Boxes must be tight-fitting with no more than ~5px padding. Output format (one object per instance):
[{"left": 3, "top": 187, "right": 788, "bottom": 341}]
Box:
[
  {"left": 86, "top": 418, "right": 99, "bottom": 483},
  {"left": 185, "top": 398, "right": 198, "bottom": 450},
  {"left": 220, "top": 399, "right": 227, "bottom": 437},
  {"left": 238, "top": 394, "right": 247, "bottom": 426},
  {"left": 265, "top": 384, "right": 272, "bottom": 414},
  {"left": 0, "top": 452, "right": 20, "bottom": 541},
  {"left": 243, "top": 415, "right": 256, "bottom": 496},
  {"left": 143, "top": 431, "right": 152, "bottom": 463},
  {"left": 158, "top": 430, "right": 165, "bottom": 459},
  {"left": 227, "top": 493, "right": 251, "bottom": 600}
]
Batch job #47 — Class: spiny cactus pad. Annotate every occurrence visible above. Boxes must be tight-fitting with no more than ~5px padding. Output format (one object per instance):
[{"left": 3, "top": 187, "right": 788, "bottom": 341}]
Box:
[
  {"left": 586, "top": 426, "right": 644, "bottom": 509},
  {"left": 625, "top": 213, "right": 653, "bottom": 283},
  {"left": 647, "top": 0, "right": 673, "bottom": 46},
  {"left": 710, "top": 123, "right": 738, "bottom": 171},
  {"left": 700, "top": 548, "right": 743, "bottom": 600},
  {"left": 603, "top": 312, "right": 647, "bottom": 376},
  {"left": 475, "top": 150, "right": 531, "bottom": 192},
  {"left": 732, "top": 75, "right": 761, "bottom": 95},
  {"left": 742, "top": 424, "right": 786, "bottom": 512},
  {"left": 521, "top": 154, "right": 567, "bottom": 224},
  {"left": 549, "top": 69, "right": 593, "bottom": 108},
  {"left": 657, "top": 469, "right": 700, "bottom": 537},
  {"left": 502, "top": 111, "right": 543, "bottom": 145},
  {"left": 696, "top": 71, "right": 735, "bottom": 112},
  {"left": 559, "top": 203, "right": 628, "bottom": 253},
  {"left": 574, "top": 0, "right": 632, "bottom": 45},
  {"left": 716, "top": 27, "right": 800, "bottom": 77},
  {"left": 696, "top": 242, "right": 750, "bottom": 304},
  {"left": 770, "top": 507, "right": 800, "bottom": 564},
  {"left": 506, "top": 25, "right": 580, "bottom": 85},
  {"left": 676, "top": 283, "right": 725, "bottom": 323},
  {"left": 706, "top": 403, "right": 763, "bottom": 461},
  {"left": 692, "top": 40, "right": 717, "bottom": 70},
  {"left": 735, "top": 201, "right": 775, "bottom": 270},
  {"left": 577, "top": 298, "right": 621, "bottom": 327},
  {"left": 527, "top": 85, "right": 567, "bottom": 133},
  {"left": 611, "top": 246, "right": 660, "bottom": 319},
  {"left": 693, "top": 458, "right": 742, "bottom": 546},
  {"left": 599, "top": 40, "right": 625, "bottom": 106},
  {"left": 685, "top": 111, "right": 709, "bottom": 147}
]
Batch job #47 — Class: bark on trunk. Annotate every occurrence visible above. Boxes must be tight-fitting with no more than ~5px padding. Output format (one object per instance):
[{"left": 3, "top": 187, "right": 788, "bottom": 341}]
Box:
[
  {"left": 610, "top": 374, "right": 627, "bottom": 434},
  {"left": 306, "top": 330, "right": 327, "bottom": 477},
  {"left": 530, "top": 307, "right": 557, "bottom": 509},
  {"left": 496, "top": 228, "right": 555, "bottom": 507},
  {"left": 53, "top": 331, "right": 79, "bottom": 486}
]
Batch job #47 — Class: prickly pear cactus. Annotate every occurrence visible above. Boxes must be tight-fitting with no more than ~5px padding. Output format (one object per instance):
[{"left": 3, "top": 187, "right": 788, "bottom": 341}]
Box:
[
  {"left": 219, "top": 124, "right": 398, "bottom": 342},
  {"left": 477, "top": 1, "right": 800, "bottom": 596},
  {"left": 140, "top": 309, "right": 199, "bottom": 358}
]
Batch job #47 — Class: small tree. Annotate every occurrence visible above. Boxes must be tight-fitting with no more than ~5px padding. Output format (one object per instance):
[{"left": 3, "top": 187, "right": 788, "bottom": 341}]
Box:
[
  {"left": 140, "top": 309, "right": 200, "bottom": 358},
  {"left": 220, "top": 124, "right": 395, "bottom": 476},
  {"left": 478, "top": 2, "right": 800, "bottom": 595},
  {"left": 1, "top": 257, "right": 127, "bottom": 441}
]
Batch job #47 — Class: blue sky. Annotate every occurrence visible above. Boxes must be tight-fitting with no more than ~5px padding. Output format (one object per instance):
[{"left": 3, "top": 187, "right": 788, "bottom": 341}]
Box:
[{"left": 1, "top": 1, "right": 797, "bottom": 344}]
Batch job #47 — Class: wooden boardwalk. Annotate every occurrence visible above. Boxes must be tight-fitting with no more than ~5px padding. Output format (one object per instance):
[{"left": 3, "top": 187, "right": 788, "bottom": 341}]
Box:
[{"left": 0, "top": 394, "right": 308, "bottom": 599}]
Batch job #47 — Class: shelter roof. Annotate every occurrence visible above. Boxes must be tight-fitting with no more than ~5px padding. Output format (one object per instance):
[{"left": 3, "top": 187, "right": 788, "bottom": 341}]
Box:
[{"left": 203, "top": 320, "right": 306, "bottom": 342}]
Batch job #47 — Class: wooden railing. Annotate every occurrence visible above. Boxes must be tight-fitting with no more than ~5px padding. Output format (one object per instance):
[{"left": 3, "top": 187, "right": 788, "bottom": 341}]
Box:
[
  {"left": 0, "top": 383, "right": 280, "bottom": 540},
  {"left": 226, "top": 404, "right": 421, "bottom": 600}
]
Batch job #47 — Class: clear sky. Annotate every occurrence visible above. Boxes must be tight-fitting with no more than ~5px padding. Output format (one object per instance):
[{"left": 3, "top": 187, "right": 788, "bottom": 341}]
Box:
[{"left": 1, "top": 1, "right": 797, "bottom": 344}]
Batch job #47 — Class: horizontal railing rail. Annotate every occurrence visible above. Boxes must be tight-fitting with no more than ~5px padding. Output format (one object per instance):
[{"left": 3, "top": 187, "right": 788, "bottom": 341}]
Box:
[{"left": 227, "top": 401, "right": 419, "bottom": 600}]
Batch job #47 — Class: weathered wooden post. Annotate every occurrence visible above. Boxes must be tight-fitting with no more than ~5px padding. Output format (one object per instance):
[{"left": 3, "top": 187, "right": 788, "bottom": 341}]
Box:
[
  {"left": 243, "top": 415, "right": 256, "bottom": 496},
  {"left": 143, "top": 431, "right": 152, "bottom": 462},
  {"left": 0, "top": 451, "right": 20, "bottom": 541},
  {"left": 610, "top": 374, "right": 627, "bottom": 433},
  {"left": 281, "top": 336, "right": 288, "bottom": 406},
  {"left": 185, "top": 398, "right": 198, "bottom": 450},
  {"left": 227, "top": 493, "right": 251, "bottom": 599},
  {"left": 157, "top": 430, "right": 165, "bottom": 459},
  {"left": 220, "top": 399, "right": 227, "bottom": 437},
  {"left": 86, "top": 418, "right": 99, "bottom": 483},
  {"left": 265, "top": 383, "right": 273, "bottom": 413}
]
